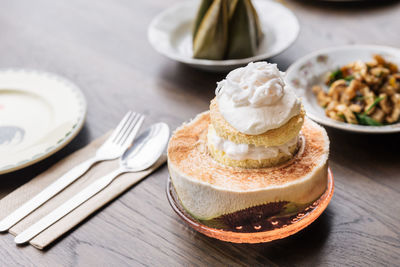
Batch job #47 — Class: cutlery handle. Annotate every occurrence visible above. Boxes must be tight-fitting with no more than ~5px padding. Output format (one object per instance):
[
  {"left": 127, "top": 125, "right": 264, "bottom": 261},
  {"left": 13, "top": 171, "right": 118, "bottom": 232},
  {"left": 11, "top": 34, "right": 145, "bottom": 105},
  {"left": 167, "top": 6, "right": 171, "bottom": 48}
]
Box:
[
  {"left": 14, "top": 168, "right": 123, "bottom": 244},
  {"left": 0, "top": 157, "right": 98, "bottom": 232}
]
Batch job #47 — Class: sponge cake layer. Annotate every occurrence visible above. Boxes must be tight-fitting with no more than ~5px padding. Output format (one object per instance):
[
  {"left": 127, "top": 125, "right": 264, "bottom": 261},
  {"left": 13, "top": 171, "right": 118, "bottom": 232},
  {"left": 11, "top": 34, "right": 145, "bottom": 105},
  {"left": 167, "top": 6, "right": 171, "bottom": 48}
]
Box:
[
  {"left": 210, "top": 98, "right": 305, "bottom": 146},
  {"left": 207, "top": 124, "right": 299, "bottom": 168}
]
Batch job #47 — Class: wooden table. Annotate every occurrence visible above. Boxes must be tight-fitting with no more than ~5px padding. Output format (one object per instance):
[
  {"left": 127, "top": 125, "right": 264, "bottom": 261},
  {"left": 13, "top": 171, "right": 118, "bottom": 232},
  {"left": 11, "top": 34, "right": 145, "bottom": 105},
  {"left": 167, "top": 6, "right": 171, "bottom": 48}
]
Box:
[{"left": 1, "top": 0, "right": 400, "bottom": 265}]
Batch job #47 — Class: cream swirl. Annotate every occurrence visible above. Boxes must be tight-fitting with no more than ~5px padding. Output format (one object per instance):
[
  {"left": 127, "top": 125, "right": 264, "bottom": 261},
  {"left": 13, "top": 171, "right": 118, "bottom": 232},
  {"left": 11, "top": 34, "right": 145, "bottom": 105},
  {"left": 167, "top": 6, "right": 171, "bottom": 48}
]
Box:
[{"left": 216, "top": 62, "right": 301, "bottom": 135}]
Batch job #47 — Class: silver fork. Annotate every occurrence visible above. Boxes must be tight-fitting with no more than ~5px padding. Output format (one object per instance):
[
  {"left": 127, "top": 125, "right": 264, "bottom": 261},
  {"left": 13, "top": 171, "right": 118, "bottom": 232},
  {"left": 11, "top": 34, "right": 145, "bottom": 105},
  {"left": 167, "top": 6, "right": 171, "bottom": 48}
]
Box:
[{"left": 0, "top": 111, "right": 144, "bottom": 232}]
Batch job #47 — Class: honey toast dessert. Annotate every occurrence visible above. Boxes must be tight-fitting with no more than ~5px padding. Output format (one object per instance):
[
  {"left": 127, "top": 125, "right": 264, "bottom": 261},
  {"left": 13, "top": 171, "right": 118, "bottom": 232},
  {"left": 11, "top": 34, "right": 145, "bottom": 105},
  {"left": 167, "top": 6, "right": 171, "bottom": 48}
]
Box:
[{"left": 168, "top": 62, "right": 329, "bottom": 221}]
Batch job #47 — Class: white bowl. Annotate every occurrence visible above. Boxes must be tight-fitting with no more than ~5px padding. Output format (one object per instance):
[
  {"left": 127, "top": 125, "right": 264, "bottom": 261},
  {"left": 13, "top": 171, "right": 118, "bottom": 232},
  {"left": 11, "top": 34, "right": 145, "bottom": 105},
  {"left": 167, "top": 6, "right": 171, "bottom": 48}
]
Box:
[
  {"left": 148, "top": 0, "right": 300, "bottom": 72},
  {"left": 286, "top": 45, "right": 400, "bottom": 134}
]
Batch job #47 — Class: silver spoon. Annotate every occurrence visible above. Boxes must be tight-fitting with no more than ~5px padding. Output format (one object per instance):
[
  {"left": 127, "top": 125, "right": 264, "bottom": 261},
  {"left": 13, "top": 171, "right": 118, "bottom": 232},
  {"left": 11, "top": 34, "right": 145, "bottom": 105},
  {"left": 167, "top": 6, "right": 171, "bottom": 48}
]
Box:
[{"left": 15, "top": 122, "right": 170, "bottom": 245}]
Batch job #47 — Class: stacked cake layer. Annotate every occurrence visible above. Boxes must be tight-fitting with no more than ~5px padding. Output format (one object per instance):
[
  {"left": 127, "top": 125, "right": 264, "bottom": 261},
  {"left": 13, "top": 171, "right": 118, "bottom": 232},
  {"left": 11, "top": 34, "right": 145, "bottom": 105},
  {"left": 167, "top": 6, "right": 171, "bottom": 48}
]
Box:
[{"left": 208, "top": 98, "right": 305, "bottom": 168}]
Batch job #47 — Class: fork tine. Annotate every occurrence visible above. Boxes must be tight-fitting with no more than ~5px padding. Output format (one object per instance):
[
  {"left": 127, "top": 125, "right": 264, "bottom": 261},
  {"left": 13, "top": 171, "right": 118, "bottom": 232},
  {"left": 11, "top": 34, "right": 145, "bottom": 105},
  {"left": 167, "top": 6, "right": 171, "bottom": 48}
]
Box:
[
  {"left": 119, "top": 114, "right": 144, "bottom": 148},
  {"left": 116, "top": 113, "right": 141, "bottom": 146},
  {"left": 115, "top": 113, "right": 139, "bottom": 145},
  {"left": 109, "top": 111, "right": 133, "bottom": 142},
  {"left": 113, "top": 112, "right": 137, "bottom": 144}
]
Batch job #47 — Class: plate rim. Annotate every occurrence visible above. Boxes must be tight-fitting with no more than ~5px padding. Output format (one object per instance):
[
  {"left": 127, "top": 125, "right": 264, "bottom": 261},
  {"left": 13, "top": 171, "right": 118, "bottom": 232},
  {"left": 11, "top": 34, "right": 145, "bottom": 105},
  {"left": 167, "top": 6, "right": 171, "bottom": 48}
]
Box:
[
  {"left": 166, "top": 168, "right": 334, "bottom": 244},
  {"left": 286, "top": 44, "right": 400, "bottom": 134},
  {"left": 0, "top": 69, "right": 87, "bottom": 175},
  {"left": 147, "top": 0, "right": 300, "bottom": 67}
]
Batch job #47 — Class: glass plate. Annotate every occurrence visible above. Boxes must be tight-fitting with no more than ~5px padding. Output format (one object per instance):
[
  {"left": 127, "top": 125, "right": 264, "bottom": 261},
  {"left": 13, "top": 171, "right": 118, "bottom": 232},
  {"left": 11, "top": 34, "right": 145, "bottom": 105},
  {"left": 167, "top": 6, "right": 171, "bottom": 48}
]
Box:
[{"left": 166, "top": 168, "right": 334, "bottom": 243}]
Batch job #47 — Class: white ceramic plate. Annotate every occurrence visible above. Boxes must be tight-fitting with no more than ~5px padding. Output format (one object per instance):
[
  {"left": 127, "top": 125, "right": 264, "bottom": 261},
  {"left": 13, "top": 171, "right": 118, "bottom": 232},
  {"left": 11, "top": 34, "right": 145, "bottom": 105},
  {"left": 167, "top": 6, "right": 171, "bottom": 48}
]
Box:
[
  {"left": 286, "top": 45, "right": 400, "bottom": 134},
  {"left": 148, "top": 0, "right": 300, "bottom": 72},
  {"left": 0, "top": 70, "right": 86, "bottom": 174}
]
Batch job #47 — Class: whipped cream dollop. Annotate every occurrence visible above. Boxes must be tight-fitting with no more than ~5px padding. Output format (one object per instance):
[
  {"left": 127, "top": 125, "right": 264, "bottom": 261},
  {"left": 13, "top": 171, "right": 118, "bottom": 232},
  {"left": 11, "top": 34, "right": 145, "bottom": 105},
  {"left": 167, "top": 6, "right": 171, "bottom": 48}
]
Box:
[
  {"left": 208, "top": 126, "right": 298, "bottom": 161},
  {"left": 216, "top": 62, "right": 301, "bottom": 135}
]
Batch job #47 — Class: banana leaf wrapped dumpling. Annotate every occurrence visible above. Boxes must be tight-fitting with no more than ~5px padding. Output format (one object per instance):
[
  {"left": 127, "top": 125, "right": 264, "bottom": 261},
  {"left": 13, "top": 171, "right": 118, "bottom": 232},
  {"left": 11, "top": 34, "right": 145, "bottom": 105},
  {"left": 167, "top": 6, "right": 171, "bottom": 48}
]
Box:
[
  {"left": 193, "top": 0, "right": 263, "bottom": 60},
  {"left": 193, "top": 0, "right": 228, "bottom": 60}
]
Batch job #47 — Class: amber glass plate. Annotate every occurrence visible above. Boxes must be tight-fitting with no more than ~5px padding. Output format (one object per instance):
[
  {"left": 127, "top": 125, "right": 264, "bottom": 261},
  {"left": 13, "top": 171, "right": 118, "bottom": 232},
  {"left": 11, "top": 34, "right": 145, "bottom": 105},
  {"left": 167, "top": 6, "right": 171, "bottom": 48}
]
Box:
[{"left": 166, "top": 168, "right": 334, "bottom": 243}]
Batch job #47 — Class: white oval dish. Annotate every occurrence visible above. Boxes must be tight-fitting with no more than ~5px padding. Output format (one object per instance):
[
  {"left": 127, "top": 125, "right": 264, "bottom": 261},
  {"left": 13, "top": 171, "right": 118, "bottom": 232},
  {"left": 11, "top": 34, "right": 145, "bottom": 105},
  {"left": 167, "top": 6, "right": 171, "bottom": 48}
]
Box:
[
  {"left": 286, "top": 45, "right": 400, "bottom": 134},
  {"left": 0, "top": 69, "right": 86, "bottom": 174},
  {"left": 148, "top": 0, "right": 300, "bottom": 72}
]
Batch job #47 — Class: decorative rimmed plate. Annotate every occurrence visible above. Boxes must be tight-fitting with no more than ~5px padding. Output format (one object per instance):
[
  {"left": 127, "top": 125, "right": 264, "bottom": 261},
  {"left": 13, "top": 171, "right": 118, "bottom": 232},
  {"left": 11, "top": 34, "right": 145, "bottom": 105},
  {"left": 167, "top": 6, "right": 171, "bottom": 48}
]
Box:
[
  {"left": 148, "top": 0, "right": 299, "bottom": 72},
  {"left": 0, "top": 69, "right": 86, "bottom": 174},
  {"left": 286, "top": 45, "right": 400, "bottom": 133},
  {"left": 166, "top": 168, "right": 334, "bottom": 243}
]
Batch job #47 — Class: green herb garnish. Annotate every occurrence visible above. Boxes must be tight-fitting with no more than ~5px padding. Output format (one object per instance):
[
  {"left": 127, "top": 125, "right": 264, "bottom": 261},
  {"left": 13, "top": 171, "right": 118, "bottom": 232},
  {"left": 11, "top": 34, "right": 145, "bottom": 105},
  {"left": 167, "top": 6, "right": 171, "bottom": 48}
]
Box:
[
  {"left": 327, "top": 69, "right": 353, "bottom": 85},
  {"left": 356, "top": 113, "right": 382, "bottom": 126},
  {"left": 344, "top": 75, "right": 354, "bottom": 82},
  {"left": 366, "top": 96, "right": 385, "bottom": 113},
  {"left": 327, "top": 69, "right": 344, "bottom": 85},
  {"left": 355, "top": 96, "right": 385, "bottom": 126}
]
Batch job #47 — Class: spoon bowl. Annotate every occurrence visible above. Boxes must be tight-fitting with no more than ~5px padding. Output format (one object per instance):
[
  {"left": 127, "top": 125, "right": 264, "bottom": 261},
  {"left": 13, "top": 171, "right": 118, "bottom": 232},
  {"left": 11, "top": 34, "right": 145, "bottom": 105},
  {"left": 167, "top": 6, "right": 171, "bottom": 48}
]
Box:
[{"left": 122, "top": 122, "right": 170, "bottom": 171}]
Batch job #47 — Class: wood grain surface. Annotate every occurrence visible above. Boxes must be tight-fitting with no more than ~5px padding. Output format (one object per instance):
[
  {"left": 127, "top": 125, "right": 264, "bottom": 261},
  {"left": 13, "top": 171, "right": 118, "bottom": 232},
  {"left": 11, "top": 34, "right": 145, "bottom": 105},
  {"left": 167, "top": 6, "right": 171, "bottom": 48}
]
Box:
[{"left": 1, "top": 0, "right": 400, "bottom": 266}]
